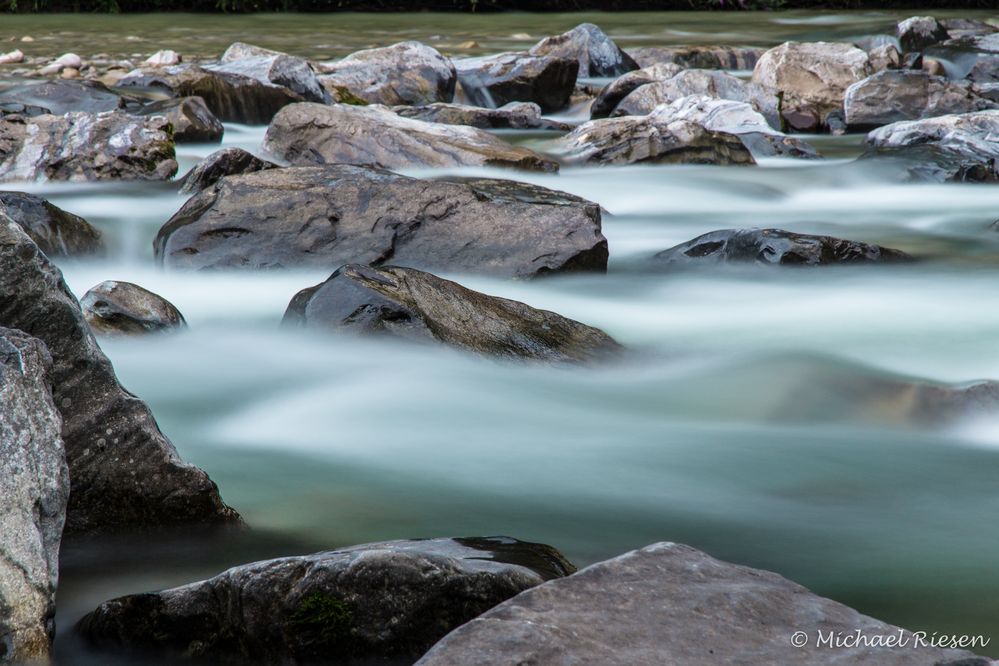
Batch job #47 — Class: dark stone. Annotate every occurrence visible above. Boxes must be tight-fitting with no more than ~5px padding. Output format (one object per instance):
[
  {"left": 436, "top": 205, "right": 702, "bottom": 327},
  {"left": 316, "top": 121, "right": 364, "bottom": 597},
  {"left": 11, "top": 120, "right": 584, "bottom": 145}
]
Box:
[
  {"left": 211, "top": 42, "right": 328, "bottom": 105},
  {"left": 315, "top": 41, "right": 456, "bottom": 106},
  {"left": 393, "top": 102, "right": 570, "bottom": 130},
  {"left": 897, "top": 16, "right": 950, "bottom": 54},
  {"left": 528, "top": 22, "right": 638, "bottom": 78},
  {"left": 0, "top": 79, "right": 134, "bottom": 116},
  {"left": 589, "top": 63, "right": 682, "bottom": 119},
  {"left": 133, "top": 96, "right": 223, "bottom": 143},
  {"left": 0, "top": 191, "right": 103, "bottom": 257},
  {"left": 81, "top": 281, "right": 187, "bottom": 336},
  {"left": 177, "top": 147, "right": 278, "bottom": 194},
  {"left": 629, "top": 45, "right": 764, "bottom": 70},
  {"left": 455, "top": 52, "right": 578, "bottom": 113}
]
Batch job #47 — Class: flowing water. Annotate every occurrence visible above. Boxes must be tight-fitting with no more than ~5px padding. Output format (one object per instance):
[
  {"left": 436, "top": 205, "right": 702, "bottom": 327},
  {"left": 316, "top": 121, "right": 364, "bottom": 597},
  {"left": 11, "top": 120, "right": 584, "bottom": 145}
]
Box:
[{"left": 3, "top": 9, "right": 999, "bottom": 663}]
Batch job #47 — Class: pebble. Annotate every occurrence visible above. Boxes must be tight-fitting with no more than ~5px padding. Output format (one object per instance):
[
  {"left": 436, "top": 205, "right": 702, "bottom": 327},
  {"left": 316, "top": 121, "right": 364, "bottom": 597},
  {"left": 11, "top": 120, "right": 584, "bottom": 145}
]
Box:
[
  {"left": 143, "top": 49, "right": 181, "bottom": 66},
  {"left": 0, "top": 49, "right": 24, "bottom": 65}
]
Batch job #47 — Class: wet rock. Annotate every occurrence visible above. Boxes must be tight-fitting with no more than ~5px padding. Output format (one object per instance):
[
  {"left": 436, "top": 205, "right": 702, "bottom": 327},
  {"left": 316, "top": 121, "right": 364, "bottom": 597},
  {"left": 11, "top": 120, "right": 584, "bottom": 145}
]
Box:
[
  {"left": 868, "top": 43, "right": 903, "bottom": 72},
  {"left": 0, "top": 214, "right": 239, "bottom": 535},
  {"left": 610, "top": 69, "right": 757, "bottom": 118},
  {"left": 652, "top": 228, "right": 912, "bottom": 268},
  {"left": 897, "top": 16, "right": 950, "bottom": 54},
  {"left": 143, "top": 49, "right": 181, "bottom": 67},
  {"left": 38, "top": 52, "right": 82, "bottom": 76},
  {"left": 0, "top": 191, "right": 103, "bottom": 257},
  {"left": 156, "top": 166, "right": 606, "bottom": 277},
  {"left": 81, "top": 281, "right": 186, "bottom": 337},
  {"left": 0, "top": 79, "right": 130, "bottom": 116},
  {"left": 629, "top": 45, "right": 763, "bottom": 71},
  {"left": 177, "top": 147, "right": 277, "bottom": 194},
  {"left": 0, "top": 327, "right": 68, "bottom": 663},
  {"left": 454, "top": 52, "right": 578, "bottom": 113},
  {"left": 0, "top": 112, "right": 177, "bottom": 182},
  {"left": 939, "top": 18, "right": 998, "bottom": 40},
  {"left": 209, "top": 42, "right": 327, "bottom": 105},
  {"left": 528, "top": 23, "right": 637, "bottom": 78},
  {"left": 316, "top": 41, "right": 455, "bottom": 106},
  {"left": 589, "top": 62, "right": 682, "bottom": 119},
  {"left": 417, "top": 542, "right": 981, "bottom": 666},
  {"left": 285, "top": 265, "right": 621, "bottom": 362},
  {"left": 133, "top": 95, "right": 223, "bottom": 143},
  {"left": 393, "top": 101, "right": 569, "bottom": 130},
  {"left": 752, "top": 41, "right": 872, "bottom": 132},
  {"left": 844, "top": 70, "right": 997, "bottom": 130},
  {"left": 263, "top": 102, "right": 558, "bottom": 173},
  {"left": 80, "top": 537, "right": 575, "bottom": 665}
]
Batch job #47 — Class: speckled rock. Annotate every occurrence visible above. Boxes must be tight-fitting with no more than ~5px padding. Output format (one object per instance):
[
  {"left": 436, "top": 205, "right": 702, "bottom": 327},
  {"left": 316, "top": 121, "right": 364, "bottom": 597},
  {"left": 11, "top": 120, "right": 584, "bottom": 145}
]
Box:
[
  {"left": 529, "top": 23, "right": 638, "bottom": 78},
  {"left": 610, "top": 69, "right": 756, "bottom": 117},
  {"left": 81, "top": 281, "right": 186, "bottom": 337},
  {"left": 177, "top": 147, "right": 278, "bottom": 194},
  {"left": 133, "top": 95, "right": 224, "bottom": 143},
  {"left": 897, "top": 16, "right": 950, "bottom": 53},
  {"left": 454, "top": 52, "right": 578, "bottom": 113},
  {"left": 589, "top": 63, "right": 683, "bottom": 119},
  {"left": 0, "top": 79, "right": 131, "bottom": 116},
  {"left": 0, "top": 191, "right": 103, "bottom": 257},
  {"left": 209, "top": 42, "right": 327, "bottom": 105},
  {"left": 316, "top": 41, "right": 455, "bottom": 106},
  {"left": 393, "top": 101, "right": 570, "bottom": 130},
  {"left": 629, "top": 45, "right": 764, "bottom": 70},
  {"left": 844, "top": 70, "right": 997, "bottom": 130}
]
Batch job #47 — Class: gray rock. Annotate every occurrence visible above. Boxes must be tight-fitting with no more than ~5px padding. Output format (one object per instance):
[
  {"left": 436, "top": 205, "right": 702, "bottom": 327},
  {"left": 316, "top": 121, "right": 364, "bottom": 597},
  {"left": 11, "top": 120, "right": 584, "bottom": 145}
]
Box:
[
  {"left": 528, "top": 23, "right": 638, "bottom": 78},
  {"left": 209, "top": 42, "right": 327, "bottom": 105},
  {"left": 0, "top": 213, "right": 239, "bottom": 535},
  {"left": 81, "top": 281, "right": 187, "bottom": 336},
  {"left": 0, "top": 78, "right": 131, "bottom": 116},
  {"left": 393, "top": 101, "right": 570, "bottom": 130},
  {"left": 939, "top": 18, "right": 998, "bottom": 40},
  {"left": 79, "top": 537, "right": 575, "bottom": 665},
  {"left": 0, "top": 191, "right": 103, "bottom": 257},
  {"left": 284, "top": 264, "right": 621, "bottom": 363},
  {"left": 611, "top": 69, "right": 756, "bottom": 118},
  {"left": 417, "top": 542, "right": 981, "bottom": 666},
  {"left": 177, "top": 147, "right": 277, "bottom": 194},
  {"left": 844, "top": 70, "right": 997, "bottom": 130},
  {"left": 868, "top": 43, "right": 903, "bottom": 72},
  {"left": 133, "top": 95, "right": 223, "bottom": 143},
  {"left": 155, "top": 166, "right": 607, "bottom": 278},
  {"left": 454, "top": 52, "right": 578, "bottom": 113},
  {"left": 0, "top": 328, "right": 68, "bottom": 663},
  {"left": 316, "top": 41, "right": 455, "bottom": 106},
  {"left": 262, "top": 102, "right": 558, "bottom": 172},
  {"left": 589, "top": 63, "right": 683, "bottom": 119},
  {"left": 629, "top": 45, "right": 764, "bottom": 71},
  {"left": 897, "top": 16, "right": 950, "bottom": 54}
]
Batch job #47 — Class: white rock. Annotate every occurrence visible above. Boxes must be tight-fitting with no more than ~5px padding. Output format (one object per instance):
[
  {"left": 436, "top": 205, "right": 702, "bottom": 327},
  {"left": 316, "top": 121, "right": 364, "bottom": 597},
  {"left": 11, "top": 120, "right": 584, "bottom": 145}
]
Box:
[
  {"left": 143, "top": 49, "right": 181, "bottom": 67},
  {"left": 0, "top": 49, "right": 25, "bottom": 65}
]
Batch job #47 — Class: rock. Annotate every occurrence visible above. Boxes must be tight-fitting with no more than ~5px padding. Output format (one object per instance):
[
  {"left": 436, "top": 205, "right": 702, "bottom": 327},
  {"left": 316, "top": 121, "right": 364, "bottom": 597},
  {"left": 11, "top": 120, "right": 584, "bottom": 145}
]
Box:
[
  {"left": 0, "top": 327, "right": 68, "bottom": 662},
  {"left": 553, "top": 106, "right": 755, "bottom": 167},
  {"left": 897, "top": 16, "right": 950, "bottom": 53},
  {"left": 416, "top": 542, "right": 981, "bottom": 666},
  {"left": 0, "top": 214, "right": 239, "bottom": 535},
  {"left": 177, "top": 147, "right": 277, "bottom": 194},
  {"left": 209, "top": 42, "right": 327, "bottom": 105},
  {"left": 939, "top": 18, "right": 998, "bottom": 40},
  {"left": 0, "top": 79, "right": 130, "bottom": 116},
  {"left": 263, "top": 102, "right": 558, "bottom": 173},
  {"left": 285, "top": 265, "right": 621, "bottom": 363},
  {"left": 589, "top": 63, "right": 683, "bottom": 119},
  {"left": 0, "top": 112, "right": 177, "bottom": 183},
  {"left": 528, "top": 23, "right": 637, "bottom": 78},
  {"left": 629, "top": 45, "right": 764, "bottom": 71},
  {"left": 133, "top": 96, "right": 224, "bottom": 143},
  {"left": 844, "top": 70, "right": 997, "bottom": 130},
  {"left": 80, "top": 281, "right": 186, "bottom": 337},
  {"left": 393, "top": 101, "right": 570, "bottom": 130},
  {"left": 143, "top": 49, "right": 181, "bottom": 67},
  {"left": 868, "top": 43, "right": 903, "bottom": 72},
  {"left": 60, "top": 68, "right": 80, "bottom": 80},
  {"left": 610, "top": 69, "right": 756, "bottom": 118},
  {"left": 38, "top": 52, "right": 82, "bottom": 76},
  {"left": 79, "top": 537, "right": 575, "bottom": 665},
  {"left": 0, "top": 191, "right": 103, "bottom": 257},
  {"left": 155, "top": 165, "right": 606, "bottom": 277},
  {"left": 315, "top": 41, "right": 455, "bottom": 106},
  {"left": 752, "top": 41, "right": 872, "bottom": 132},
  {"left": 0, "top": 50, "right": 25, "bottom": 65},
  {"left": 454, "top": 52, "right": 578, "bottom": 113}
]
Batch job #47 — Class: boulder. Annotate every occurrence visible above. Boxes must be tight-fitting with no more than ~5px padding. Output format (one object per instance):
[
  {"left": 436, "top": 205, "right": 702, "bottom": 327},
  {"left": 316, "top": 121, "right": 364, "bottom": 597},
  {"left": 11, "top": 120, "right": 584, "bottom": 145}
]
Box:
[
  {"left": 0, "top": 213, "right": 239, "bottom": 535},
  {"left": 284, "top": 265, "right": 621, "bottom": 363},
  {"left": 177, "top": 147, "right": 278, "bottom": 194},
  {"left": 0, "top": 112, "right": 177, "bottom": 182},
  {"left": 589, "top": 63, "right": 683, "bottom": 119},
  {"left": 0, "top": 79, "right": 131, "bottom": 116},
  {"left": 752, "top": 41, "right": 872, "bottom": 132},
  {"left": 0, "top": 191, "right": 103, "bottom": 257},
  {"left": 416, "top": 542, "right": 981, "bottom": 666},
  {"left": 939, "top": 18, "right": 998, "bottom": 40},
  {"left": 155, "top": 166, "right": 607, "bottom": 278},
  {"left": 81, "top": 281, "right": 187, "bottom": 337},
  {"left": 528, "top": 23, "right": 637, "bottom": 78},
  {"left": 610, "top": 69, "right": 755, "bottom": 118},
  {"left": 454, "top": 52, "right": 578, "bottom": 113},
  {"left": 0, "top": 328, "right": 68, "bottom": 662},
  {"left": 629, "top": 45, "right": 764, "bottom": 71},
  {"left": 844, "top": 70, "right": 997, "bottom": 130},
  {"left": 315, "top": 41, "right": 455, "bottom": 106},
  {"left": 652, "top": 228, "right": 912, "bottom": 268},
  {"left": 79, "top": 537, "right": 575, "bottom": 665},
  {"left": 393, "top": 102, "right": 570, "bottom": 130},
  {"left": 133, "top": 95, "right": 224, "bottom": 143},
  {"left": 262, "top": 102, "right": 558, "bottom": 173},
  {"left": 209, "top": 42, "right": 327, "bottom": 105},
  {"left": 897, "top": 16, "right": 950, "bottom": 53},
  {"left": 868, "top": 43, "right": 903, "bottom": 72}
]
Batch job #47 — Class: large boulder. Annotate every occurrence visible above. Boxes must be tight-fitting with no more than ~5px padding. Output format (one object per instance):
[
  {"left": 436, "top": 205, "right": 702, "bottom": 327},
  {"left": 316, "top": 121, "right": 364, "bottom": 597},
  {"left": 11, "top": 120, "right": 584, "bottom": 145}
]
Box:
[
  {"left": 155, "top": 166, "right": 607, "bottom": 278},
  {"left": 177, "top": 147, "right": 278, "bottom": 194},
  {"left": 417, "top": 542, "right": 982, "bottom": 665},
  {"left": 844, "top": 70, "right": 997, "bottom": 130},
  {"left": 133, "top": 95, "right": 224, "bottom": 143},
  {"left": 316, "top": 41, "right": 455, "bottom": 106},
  {"left": 0, "top": 78, "right": 134, "bottom": 116},
  {"left": 0, "top": 191, "right": 103, "bottom": 257},
  {"left": 0, "top": 328, "right": 68, "bottom": 662},
  {"left": 652, "top": 228, "right": 912, "bottom": 268},
  {"left": 81, "top": 281, "right": 187, "bottom": 337},
  {"left": 209, "top": 42, "right": 327, "bottom": 105},
  {"left": 629, "top": 45, "right": 764, "bottom": 71},
  {"left": 528, "top": 23, "right": 638, "bottom": 78},
  {"left": 610, "top": 69, "right": 757, "bottom": 118},
  {"left": 589, "top": 63, "right": 683, "bottom": 119},
  {"left": 262, "top": 102, "right": 558, "bottom": 172},
  {"left": 284, "top": 265, "right": 621, "bottom": 363},
  {"left": 454, "top": 52, "right": 578, "bottom": 113},
  {"left": 393, "top": 102, "right": 569, "bottom": 130},
  {"left": 0, "top": 213, "right": 239, "bottom": 535},
  {"left": 0, "top": 112, "right": 177, "bottom": 182},
  {"left": 897, "top": 16, "right": 950, "bottom": 54},
  {"left": 752, "top": 41, "right": 872, "bottom": 132},
  {"left": 79, "top": 537, "right": 575, "bottom": 665}
]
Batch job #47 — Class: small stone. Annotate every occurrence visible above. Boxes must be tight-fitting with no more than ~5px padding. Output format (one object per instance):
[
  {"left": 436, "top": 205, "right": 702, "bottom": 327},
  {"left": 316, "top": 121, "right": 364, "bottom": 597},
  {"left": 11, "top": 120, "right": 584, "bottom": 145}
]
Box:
[
  {"left": 0, "top": 49, "right": 25, "bottom": 65},
  {"left": 457, "top": 40, "right": 479, "bottom": 49},
  {"left": 143, "top": 49, "right": 181, "bottom": 67},
  {"left": 20, "top": 36, "right": 34, "bottom": 43},
  {"left": 60, "top": 67, "right": 79, "bottom": 79}
]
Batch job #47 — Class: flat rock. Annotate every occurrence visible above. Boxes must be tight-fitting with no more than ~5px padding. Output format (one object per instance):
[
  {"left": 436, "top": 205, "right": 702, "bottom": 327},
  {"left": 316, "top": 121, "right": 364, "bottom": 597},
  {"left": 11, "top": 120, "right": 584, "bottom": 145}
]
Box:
[
  {"left": 844, "top": 70, "right": 997, "bottom": 130},
  {"left": 0, "top": 78, "right": 131, "bottom": 116},
  {"left": 0, "top": 327, "right": 68, "bottom": 662},
  {"left": 155, "top": 165, "right": 607, "bottom": 277},
  {"left": 262, "top": 102, "right": 558, "bottom": 172},
  {"left": 528, "top": 22, "right": 637, "bottom": 78},
  {"left": 629, "top": 44, "right": 764, "bottom": 70},
  {"left": 81, "top": 281, "right": 187, "bottom": 336},
  {"left": 454, "top": 52, "right": 578, "bottom": 113},
  {"left": 417, "top": 542, "right": 981, "bottom": 666},
  {"left": 897, "top": 16, "right": 950, "bottom": 53},
  {"left": 79, "top": 536, "right": 575, "bottom": 665},
  {"left": 316, "top": 41, "right": 455, "bottom": 106},
  {"left": 210, "top": 42, "right": 327, "bottom": 104},
  {"left": 589, "top": 62, "right": 683, "bottom": 119},
  {"left": 284, "top": 264, "right": 621, "bottom": 363},
  {"left": 393, "top": 101, "right": 570, "bottom": 130},
  {"left": 177, "top": 147, "right": 277, "bottom": 194},
  {"left": 0, "top": 191, "right": 103, "bottom": 257},
  {"left": 133, "top": 95, "right": 224, "bottom": 143}
]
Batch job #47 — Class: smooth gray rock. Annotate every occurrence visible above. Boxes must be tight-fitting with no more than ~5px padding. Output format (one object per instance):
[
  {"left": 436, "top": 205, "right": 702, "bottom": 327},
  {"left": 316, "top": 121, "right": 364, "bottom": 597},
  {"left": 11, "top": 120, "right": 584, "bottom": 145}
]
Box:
[
  {"left": 610, "top": 69, "right": 757, "bottom": 117},
  {"left": 417, "top": 542, "right": 981, "bottom": 666},
  {"left": 0, "top": 191, "right": 103, "bottom": 257},
  {"left": 867, "top": 43, "right": 903, "bottom": 72},
  {"left": 210, "top": 42, "right": 327, "bottom": 105},
  {"left": 528, "top": 23, "right": 638, "bottom": 78},
  {"left": 939, "top": 18, "right": 998, "bottom": 40},
  {"left": 133, "top": 95, "right": 224, "bottom": 143},
  {"left": 79, "top": 537, "right": 575, "bottom": 665},
  {"left": 0, "top": 327, "right": 68, "bottom": 663},
  {"left": 454, "top": 52, "right": 578, "bottom": 113},
  {"left": 897, "top": 16, "right": 950, "bottom": 53},
  {"left": 155, "top": 166, "right": 607, "bottom": 278},
  {"left": 284, "top": 264, "right": 621, "bottom": 363},
  {"left": 589, "top": 63, "right": 683, "bottom": 119},
  {"left": 177, "top": 147, "right": 278, "bottom": 194},
  {"left": 844, "top": 70, "right": 997, "bottom": 130},
  {"left": 262, "top": 102, "right": 558, "bottom": 172},
  {"left": 629, "top": 45, "right": 764, "bottom": 70},
  {"left": 81, "top": 281, "right": 187, "bottom": 336},
  {"left": 0, "top": 78, "right": 132, "bottom": 116},
  {"left": 393, "top": 102, "right": 570, "bottom": 130},
  {"left": 316, "top": 41, "right": 455, "bottom": 106}
]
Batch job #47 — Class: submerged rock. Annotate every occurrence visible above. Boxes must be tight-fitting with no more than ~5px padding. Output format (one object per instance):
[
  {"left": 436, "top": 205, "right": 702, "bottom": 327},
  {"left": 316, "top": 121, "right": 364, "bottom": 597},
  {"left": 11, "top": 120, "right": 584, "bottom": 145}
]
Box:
[
  {"left": 393, "top": 101, "right": 570, "bottom": 130},
  {"left": 0, "top": 78, "right": 131, "bottom": 116},
  {"left": 589, "top": 62, "right": 683, "bottom": 119},
  {"left": 80, "top": 537, "right": 575, "bottom": 665},
  {"left": 454, "top": 52, "right": 578, "bottom": 113},
  {"left": 210, "top": 42, "right": 328, "bottom": 105},
  {"left": 0, "top": 191, "right": 103, "bottom": 257},
  {"left": 897, "top": 16, "right": 950, "bottom": 54},
  {"left": 81, "top": 281, "right": 187, "bottom": 337},
  {"left": 629, "top": 45, "right": 764, "bottom": 71},
  {"left": 263, "top": 102, "right": 558, "bottom": 172},
  {"left": 156, "top": 166, "right": 607, "bottom": 278},
  {"left": 316, "top": 41, "right": 456, "bottom": 106},
  {"left": 133, "top": 95, "right": 224, "bottom": 143},
  {"left": 177, "top": 147, "right": 278, "bottom": 194},
  {"left": 610, "top": 69, "right": 759, "bottom": 118},
  {"left": 0, "top": 328, "right": 68, "bottom": 663},
  {"left": 528, "top": 23, "right": 637, "bottom": 78},
  {"left": 417, "top": 542, "right": 981, "bottom": 666},
  {"left": 844, "top": 70, "right": 997, "bottom": 130},
  {"left": 285, "top": 265, "right": 621, "bottom": 363}
]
